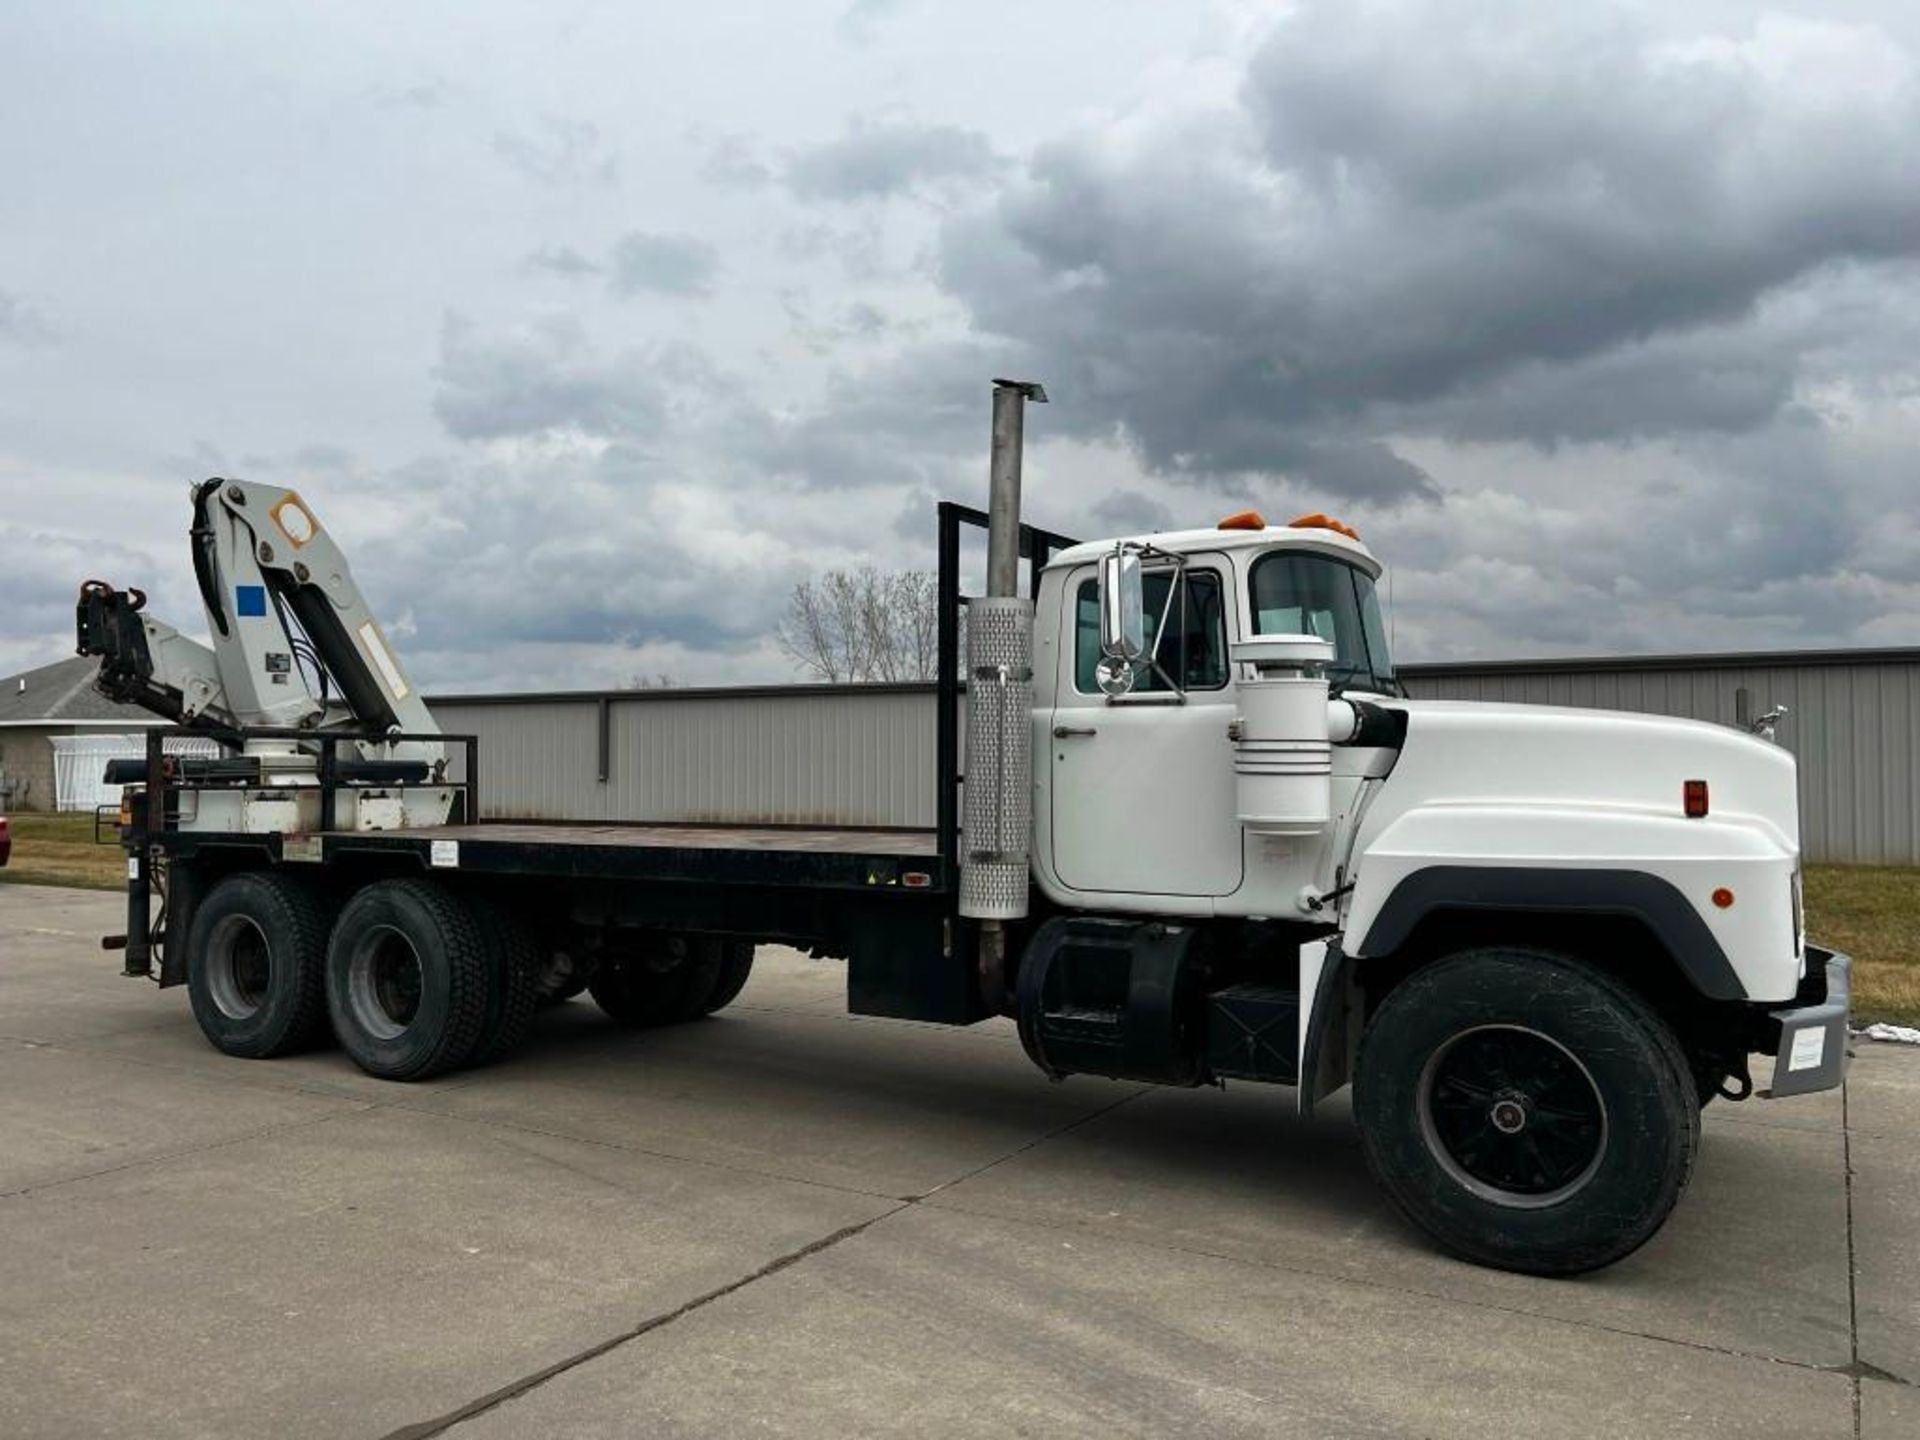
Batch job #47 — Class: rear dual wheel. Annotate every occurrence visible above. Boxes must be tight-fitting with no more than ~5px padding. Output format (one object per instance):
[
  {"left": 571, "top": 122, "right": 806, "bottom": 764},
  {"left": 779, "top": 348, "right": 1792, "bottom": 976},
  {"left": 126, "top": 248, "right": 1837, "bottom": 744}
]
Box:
[
  {"left": 321, "top": 880, "right": 547, "bottom": 1080},
  {"left": 589, "top": 936, "right": 755, "bottom": 1026},
  {"left": 187, "top": 872, "right": 331, "bottom": 1059},
  {"left": 325, "top": 879, "right": 491, "bottom": 1081}
]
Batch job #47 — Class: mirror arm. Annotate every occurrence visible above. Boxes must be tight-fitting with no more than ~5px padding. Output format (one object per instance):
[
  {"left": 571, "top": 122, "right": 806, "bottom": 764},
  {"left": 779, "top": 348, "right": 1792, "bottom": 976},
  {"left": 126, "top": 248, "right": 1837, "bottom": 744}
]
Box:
[{"left": 1141, "top": 555, "right": 1187, "bottom": 699}]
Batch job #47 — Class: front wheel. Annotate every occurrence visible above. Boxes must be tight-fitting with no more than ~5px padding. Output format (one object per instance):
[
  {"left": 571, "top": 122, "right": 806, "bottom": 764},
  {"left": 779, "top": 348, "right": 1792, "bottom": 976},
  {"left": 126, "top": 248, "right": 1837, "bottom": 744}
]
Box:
[{"left": 1353, "top": 948, "right": 1700, "bottom": 1276}]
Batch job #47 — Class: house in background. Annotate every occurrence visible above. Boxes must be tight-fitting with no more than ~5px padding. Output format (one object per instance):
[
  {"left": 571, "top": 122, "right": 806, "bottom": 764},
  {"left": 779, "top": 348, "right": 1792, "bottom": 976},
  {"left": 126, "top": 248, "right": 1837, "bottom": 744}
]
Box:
[{"left": 0, "top": 656, "right": 166, "bottom": 811}]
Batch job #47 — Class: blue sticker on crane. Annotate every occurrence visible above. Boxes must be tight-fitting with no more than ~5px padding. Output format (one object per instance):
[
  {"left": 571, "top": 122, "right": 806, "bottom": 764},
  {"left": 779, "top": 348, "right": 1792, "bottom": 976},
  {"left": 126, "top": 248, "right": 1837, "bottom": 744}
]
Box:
[{"left": 236, "top": 585, "right": 268, "bottom": 617}]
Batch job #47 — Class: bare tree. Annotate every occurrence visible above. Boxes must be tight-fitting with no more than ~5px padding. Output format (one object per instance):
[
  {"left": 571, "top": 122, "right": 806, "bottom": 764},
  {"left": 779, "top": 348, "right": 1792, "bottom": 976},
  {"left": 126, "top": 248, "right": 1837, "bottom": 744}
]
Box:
[{"left": 776, "top": 567, "right": 940, "bottom": 683}]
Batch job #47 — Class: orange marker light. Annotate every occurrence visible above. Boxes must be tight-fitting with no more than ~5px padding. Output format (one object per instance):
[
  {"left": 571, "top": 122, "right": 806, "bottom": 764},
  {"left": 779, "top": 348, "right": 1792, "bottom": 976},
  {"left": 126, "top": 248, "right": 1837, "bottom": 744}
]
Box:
[
  {"left": 1218, "top": 510, "right": 1267, "bottom": 531},
  {"left": 1711, "top": 887, "right": 1735, "bottom": 909},
  {"left": 1288, "top": 512, "right": 1362, "bottom": 541}
]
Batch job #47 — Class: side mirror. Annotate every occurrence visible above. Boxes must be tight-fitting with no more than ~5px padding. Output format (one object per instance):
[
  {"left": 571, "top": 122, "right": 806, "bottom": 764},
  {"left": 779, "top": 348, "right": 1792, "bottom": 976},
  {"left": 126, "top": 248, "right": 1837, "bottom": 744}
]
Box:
[{"left": 1098, "top": 548, "right": 1145, "bottom": 661}]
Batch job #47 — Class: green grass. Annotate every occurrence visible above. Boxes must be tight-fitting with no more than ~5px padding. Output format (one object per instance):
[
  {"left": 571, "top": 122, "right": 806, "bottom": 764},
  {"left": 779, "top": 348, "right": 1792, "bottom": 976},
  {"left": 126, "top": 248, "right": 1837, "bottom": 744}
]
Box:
[
  {"left": 0, "top": 812, "right": 125, "bottom": 891},
  {"left": 1802, "top": 865, "right": 1920, "bottom": 1027},
  {"left": 5, "top": 810, "right": 1914, "bottom": 1021}
]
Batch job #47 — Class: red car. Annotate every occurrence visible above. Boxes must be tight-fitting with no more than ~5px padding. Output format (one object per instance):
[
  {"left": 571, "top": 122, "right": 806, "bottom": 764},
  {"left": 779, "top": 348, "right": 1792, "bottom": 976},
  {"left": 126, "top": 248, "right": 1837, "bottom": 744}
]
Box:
[{"left": 0, "top": 815, "right": 10, "bottom": 867}]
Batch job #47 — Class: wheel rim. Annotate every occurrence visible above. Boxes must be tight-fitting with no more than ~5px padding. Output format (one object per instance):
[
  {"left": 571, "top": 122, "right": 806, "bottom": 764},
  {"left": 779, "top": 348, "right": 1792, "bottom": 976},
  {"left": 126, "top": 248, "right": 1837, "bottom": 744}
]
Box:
[
  {"left": 644, "top": 936, "right": 690, "bottom": 976},
  {"left": 205, "top": 914, "right": 272, "bottom": 1020},
  {"left": 1417, "top": 1024, "right": 1609, "bottom": 1209},
  {"left": 347, "top": 925, "right": 425, "bottom": 1040}
]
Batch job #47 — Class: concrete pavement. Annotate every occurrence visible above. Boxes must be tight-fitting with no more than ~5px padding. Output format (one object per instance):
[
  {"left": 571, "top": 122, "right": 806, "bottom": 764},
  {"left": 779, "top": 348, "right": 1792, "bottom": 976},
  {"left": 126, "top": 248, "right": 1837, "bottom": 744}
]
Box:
[{"left": 0, "top": 882, "right": 1913, "bottom": 1438}]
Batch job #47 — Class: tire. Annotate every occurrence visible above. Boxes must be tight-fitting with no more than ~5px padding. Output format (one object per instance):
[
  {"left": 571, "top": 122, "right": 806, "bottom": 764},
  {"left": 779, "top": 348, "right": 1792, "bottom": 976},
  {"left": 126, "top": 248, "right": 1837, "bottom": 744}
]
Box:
[
  {"left": 186, "top": 872, "right": 332, "bottom": 1059},
  {"left": 588, "top": 934, "right": 724, "bottom": 1026},
  {"left": 1353, "top": 948, "right": 1700, "bottom": 1276},
  {"left": 701, "top": 942, "right": 756, "bottom": 1015},
  {"left": 325, "top": 879, "right": 490, "bottom": 1081},
  {"left": 466, "top": 898, "right": 540, "bottom": 1068}
]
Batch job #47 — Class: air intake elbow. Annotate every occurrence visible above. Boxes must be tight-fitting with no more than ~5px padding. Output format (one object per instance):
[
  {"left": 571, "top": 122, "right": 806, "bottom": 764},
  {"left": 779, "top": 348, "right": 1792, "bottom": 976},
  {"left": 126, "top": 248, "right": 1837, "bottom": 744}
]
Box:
[{"left": 1327, "top": 698, "right": 1406, "bottom": 748}]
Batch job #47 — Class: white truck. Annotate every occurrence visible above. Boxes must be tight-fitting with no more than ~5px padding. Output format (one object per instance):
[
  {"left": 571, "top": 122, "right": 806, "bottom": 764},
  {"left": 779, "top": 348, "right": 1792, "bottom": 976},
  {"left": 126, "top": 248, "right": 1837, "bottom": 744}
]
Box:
[{"left": 75, "top": 379, "right": 1848, "bottom": 1276}]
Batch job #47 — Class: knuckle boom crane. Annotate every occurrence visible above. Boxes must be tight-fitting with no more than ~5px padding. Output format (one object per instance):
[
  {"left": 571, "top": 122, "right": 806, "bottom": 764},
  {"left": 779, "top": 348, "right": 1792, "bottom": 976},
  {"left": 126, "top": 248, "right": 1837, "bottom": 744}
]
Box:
[{"left": 77, "top": 477, "right": 452, "bottom": 834}]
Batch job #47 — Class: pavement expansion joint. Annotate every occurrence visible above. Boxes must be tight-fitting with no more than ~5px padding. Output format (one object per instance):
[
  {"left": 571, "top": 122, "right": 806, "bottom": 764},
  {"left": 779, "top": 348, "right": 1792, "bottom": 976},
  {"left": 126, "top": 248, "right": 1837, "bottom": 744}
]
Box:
[
  {"left": 0, "top": 1104, "right": 378, "bottom": 1200},
  {"left": 1826, "top": 1358, "right": 1910, "bottom": 1386},
  {"left": 379, "top": 1082, "right": 1158, "bottom": 1437},
  {"left": 377, "top": 1207, "right": 909, "bottom": 1440}
]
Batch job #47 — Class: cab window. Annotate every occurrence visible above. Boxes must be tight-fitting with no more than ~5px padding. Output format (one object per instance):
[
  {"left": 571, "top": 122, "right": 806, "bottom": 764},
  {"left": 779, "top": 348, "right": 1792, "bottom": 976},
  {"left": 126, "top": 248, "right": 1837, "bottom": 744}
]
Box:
[{"left": 1074, "top": 570, "right": 1228, "bottom": 694}]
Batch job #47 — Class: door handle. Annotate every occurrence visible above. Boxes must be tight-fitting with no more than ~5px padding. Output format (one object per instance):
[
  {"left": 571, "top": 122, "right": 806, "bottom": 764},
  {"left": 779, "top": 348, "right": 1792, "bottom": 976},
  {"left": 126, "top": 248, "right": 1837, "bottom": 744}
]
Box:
[{"left": 1052, "top": 725, "right": 1098, "bottom": 738}]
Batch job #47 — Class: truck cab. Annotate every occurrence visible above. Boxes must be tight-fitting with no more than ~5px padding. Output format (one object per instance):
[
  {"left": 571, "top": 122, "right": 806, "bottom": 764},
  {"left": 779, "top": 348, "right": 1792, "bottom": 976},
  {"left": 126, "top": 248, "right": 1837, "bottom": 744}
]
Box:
[{"left": 1033, "top": 515, "right": 1394, "bottom": 915}]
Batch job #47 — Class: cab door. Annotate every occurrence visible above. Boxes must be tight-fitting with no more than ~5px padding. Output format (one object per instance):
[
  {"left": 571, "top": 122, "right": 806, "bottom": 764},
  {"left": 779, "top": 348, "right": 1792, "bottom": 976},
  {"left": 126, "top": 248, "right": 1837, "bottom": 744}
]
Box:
[{"left": 1048, "top": 557, "right": 1244, "bottom": 898}]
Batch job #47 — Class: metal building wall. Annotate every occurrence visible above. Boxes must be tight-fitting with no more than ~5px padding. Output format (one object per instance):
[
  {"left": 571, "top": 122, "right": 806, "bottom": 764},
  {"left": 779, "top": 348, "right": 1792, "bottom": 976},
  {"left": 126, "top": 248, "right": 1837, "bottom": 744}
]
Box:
[
  {"left": 1400, "top": 649, "right": 1920, "bottom": 866},
  {"left": 429, "top": 684, "right": 942, "bottom": 829},
  {"left": 429, "top": 646, "right": 1918, "bottom": 865}
]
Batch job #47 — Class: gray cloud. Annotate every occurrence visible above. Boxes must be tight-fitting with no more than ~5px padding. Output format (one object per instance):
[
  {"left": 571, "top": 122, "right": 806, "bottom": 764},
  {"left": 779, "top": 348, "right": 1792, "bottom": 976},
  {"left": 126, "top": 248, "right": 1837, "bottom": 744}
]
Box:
[
  {"left": 836, "top": 0, "right": 914, "bottom": 46},
  {"left": 369, "top": 79, "right": 450, "bottom": 111},
  {"left": 606, "top": 231, "right": 718, "bottom": 297},
  {"left": 787, "top": 119, "right": 1000, "bottom": 202},
  {"left": 291, "top": 442, "right": 355, "bottom": 470},
  {"left": 492, "top": 117, "right": 619, "bottom": 186},
  {"left": 699, "top": 133, "right": 773, "bottom": 191},
  {"left": 522, "top": 244, "right": 602, "bottom": 280},
  {"left": 782, "top": 292, "right": 893, "bottom": 352},
  {"left": 0, "top": 288, "right": 52, "bottom": 343},
  {"left": 5, "top": 0, "right": 1918, "bottom": 690},
  {"left": 917, "top": 2, "right": 1920, "bottom": 500},
  {"left": 1090, "top": 490, "right": 1173, "bottom": 536},
  {"left": 431, "top": 314, "right": 668, "bottom": 441},
  {"left": 777, "top": 219, "right": 887, "bottom": 280}
]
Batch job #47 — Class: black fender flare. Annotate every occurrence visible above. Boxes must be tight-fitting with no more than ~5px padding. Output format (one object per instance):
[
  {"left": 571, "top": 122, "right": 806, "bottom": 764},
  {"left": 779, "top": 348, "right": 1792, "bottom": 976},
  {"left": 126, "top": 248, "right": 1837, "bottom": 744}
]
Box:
[{"left": 1349, "top": 865, "right": 1746, "bottom": 1002}]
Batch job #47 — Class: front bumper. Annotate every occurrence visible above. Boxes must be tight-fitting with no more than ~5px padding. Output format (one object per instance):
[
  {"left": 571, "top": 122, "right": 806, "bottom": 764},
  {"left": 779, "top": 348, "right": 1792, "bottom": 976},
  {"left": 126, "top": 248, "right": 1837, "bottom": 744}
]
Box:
[{"left": 1765, "top": 945, "right": 1851, "bottom": 1099}]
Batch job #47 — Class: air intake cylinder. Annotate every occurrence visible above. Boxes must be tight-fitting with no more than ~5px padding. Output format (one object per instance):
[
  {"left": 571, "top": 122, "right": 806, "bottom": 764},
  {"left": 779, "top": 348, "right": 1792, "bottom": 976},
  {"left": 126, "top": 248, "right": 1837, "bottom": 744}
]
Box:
[{"left": 1230, "top": 636, "right": 1335, "bottom": 835}]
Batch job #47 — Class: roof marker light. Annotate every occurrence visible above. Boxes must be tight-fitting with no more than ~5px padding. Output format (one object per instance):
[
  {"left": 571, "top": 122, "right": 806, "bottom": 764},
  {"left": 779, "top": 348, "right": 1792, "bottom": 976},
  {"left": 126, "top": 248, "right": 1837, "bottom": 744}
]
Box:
[
  {"left": 1684, "top": 780, "right": 1709, "bottom": 818},
  {"left": 1218, "top": 510, "right": 1267, "bottom": 531},
  {"left": 1288, "top": 512, "right": 1362, "bottom": 541}
]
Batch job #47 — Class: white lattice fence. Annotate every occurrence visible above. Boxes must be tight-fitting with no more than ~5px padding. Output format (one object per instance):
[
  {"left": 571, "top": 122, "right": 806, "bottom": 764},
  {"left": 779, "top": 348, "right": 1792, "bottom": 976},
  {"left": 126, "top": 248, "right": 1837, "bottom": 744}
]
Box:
[{"left": 48, "top": 734, "right": 222, "bottom": 812}]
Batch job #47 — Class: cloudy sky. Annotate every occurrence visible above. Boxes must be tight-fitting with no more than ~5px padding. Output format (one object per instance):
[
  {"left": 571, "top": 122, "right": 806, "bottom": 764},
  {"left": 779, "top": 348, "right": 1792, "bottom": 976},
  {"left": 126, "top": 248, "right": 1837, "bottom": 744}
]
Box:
[{"left": 3, "top": 0, "right": 1917, "bottom": 691}]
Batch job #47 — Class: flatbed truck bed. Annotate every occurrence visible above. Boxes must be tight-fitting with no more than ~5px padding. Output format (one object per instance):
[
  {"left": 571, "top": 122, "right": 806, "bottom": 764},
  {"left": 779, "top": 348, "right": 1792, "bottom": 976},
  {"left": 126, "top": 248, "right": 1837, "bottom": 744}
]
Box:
[
  {"left": 315, "top": 822, "right": 941, "bottom": 889},
  {"left": 384, "top": 822, "right": 937, "bottom": 855},
  {"left": 141, "top": 801, "right": 969, "bottom": 1026}
]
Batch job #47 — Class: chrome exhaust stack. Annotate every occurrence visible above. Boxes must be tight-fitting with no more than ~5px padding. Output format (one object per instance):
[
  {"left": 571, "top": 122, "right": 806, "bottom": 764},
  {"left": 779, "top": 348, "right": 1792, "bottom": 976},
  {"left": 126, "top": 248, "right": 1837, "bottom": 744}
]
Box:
[{"left": 963, "top": 379, "right": 1046, "bottom": 1011}]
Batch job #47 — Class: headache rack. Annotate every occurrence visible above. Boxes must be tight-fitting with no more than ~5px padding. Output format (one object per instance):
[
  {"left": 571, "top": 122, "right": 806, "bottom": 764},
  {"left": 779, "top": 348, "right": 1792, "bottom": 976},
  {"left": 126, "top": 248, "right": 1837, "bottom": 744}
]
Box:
[{"left": 116, "top": 726, "right": 480, "bottom": 833}]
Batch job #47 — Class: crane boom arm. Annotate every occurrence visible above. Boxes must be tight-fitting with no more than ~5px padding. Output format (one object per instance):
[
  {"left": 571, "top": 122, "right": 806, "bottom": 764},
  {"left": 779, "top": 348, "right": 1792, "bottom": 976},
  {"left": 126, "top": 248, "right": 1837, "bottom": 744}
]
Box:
[{"left": 77, "top": 477, "right": 439, "bottom": 750}]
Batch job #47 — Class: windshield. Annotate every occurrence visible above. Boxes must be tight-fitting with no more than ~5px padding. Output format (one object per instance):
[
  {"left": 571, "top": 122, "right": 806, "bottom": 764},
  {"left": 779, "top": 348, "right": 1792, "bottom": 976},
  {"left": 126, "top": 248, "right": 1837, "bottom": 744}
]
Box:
[{"left": 1248, "top": 550, "right": 1395, "bottom": 694}]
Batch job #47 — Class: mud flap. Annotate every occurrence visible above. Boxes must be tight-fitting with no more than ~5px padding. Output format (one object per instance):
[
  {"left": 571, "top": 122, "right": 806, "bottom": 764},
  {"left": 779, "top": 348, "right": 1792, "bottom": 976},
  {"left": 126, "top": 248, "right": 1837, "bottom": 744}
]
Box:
[{"left": 1298, "top": 939, "right": 1358, "bottom": 1114}]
